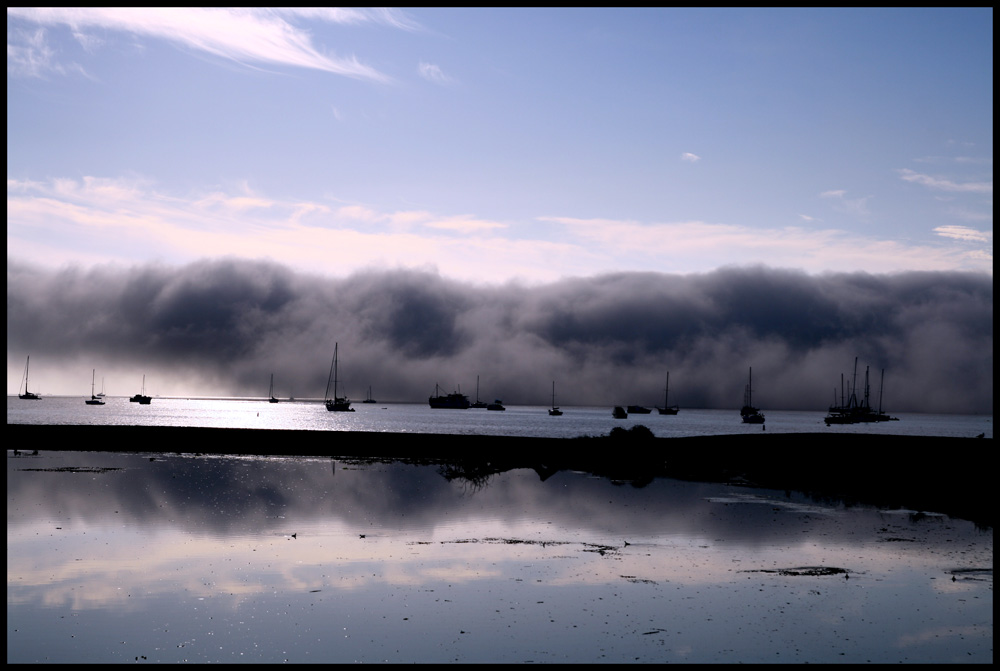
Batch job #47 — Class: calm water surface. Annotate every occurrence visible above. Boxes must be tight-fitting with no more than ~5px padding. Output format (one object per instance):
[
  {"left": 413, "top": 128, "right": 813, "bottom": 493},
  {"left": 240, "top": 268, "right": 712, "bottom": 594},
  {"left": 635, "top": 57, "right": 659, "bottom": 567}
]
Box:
[
  {"left": 7, "top": 450, "right": 992, "bottom": 663},
  {"left": 6, "top": 395, "right": 993, "bottom": 439}
]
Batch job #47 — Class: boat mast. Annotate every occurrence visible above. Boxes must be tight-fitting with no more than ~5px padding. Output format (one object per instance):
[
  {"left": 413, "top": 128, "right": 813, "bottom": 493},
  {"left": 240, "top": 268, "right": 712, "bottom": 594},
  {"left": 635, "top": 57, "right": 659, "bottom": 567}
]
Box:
[
  {"left": 864, "top": 366, "right": 871, "bottom": 410},
  {"left": 324, "top": 345, "right": 338, "bottom": 401},
  {"left": 878, "top": 368, "right": 885, "bottom": 414},
  {"left": 850, "top": 357, "right": 858, "bottom": 408}
]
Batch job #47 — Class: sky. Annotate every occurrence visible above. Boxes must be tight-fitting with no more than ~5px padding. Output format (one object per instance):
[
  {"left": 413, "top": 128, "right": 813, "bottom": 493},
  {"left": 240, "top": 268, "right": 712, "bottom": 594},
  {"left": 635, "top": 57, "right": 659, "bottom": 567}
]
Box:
[{"left": 6, "top": 8, "right": 993, "bottom": 411}]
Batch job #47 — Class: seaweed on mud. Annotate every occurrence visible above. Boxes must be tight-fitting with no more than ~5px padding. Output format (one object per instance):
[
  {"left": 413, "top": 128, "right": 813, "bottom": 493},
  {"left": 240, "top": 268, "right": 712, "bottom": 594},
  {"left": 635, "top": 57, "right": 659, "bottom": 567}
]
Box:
[
  {"left": 16, "top": 466, "right": 124, "bottom": 473},
  {"left": 419, "top": 537, "right": 620, "bottom": 555},
  {"left": 947, "top": 568, "right": 992, "bottom": 581},
  {"left": 582, "top": 543, "right": 621, "bottom": 556},
  {"left": 740, "top": 566, "right": 851, "bottom": 577},
  {"left": 430, "top": 537, "right": 573, "bottom": 548}
]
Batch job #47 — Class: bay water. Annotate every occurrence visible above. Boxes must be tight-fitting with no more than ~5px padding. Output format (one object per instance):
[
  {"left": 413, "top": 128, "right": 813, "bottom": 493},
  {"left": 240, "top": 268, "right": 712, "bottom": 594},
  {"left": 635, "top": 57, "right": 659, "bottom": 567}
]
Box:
[{"left": 7, "top": 395, "right": 993, "bottom": 439}]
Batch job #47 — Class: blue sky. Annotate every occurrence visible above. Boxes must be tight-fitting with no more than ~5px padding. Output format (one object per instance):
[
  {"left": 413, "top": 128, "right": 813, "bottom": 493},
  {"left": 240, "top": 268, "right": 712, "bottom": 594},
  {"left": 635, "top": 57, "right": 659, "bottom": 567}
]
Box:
[{"left": 8, "top": 7, "right": 993, "bottom": 283}]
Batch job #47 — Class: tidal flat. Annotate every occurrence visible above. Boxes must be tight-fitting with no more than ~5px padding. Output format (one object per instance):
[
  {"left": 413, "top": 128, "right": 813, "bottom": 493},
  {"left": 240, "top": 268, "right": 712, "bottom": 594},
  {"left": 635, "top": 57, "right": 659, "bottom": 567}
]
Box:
[{"left": 6, "top": 431, "right": 994, "bottom": 663}]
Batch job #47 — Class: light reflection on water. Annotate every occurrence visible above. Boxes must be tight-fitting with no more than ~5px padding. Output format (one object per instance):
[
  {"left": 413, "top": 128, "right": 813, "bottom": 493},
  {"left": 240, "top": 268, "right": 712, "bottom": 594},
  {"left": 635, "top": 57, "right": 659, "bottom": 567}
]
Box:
[
  {"left": 6, "top": 395, "right": 994, "bottom": 438},
  {"left": 7, "top": 451, "right": 992, "bottom": 663}
]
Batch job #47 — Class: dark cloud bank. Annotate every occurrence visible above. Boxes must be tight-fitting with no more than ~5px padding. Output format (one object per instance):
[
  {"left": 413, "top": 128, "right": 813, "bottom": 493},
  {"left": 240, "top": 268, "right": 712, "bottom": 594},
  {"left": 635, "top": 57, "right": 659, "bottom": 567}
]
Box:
[{"left": 7, "top": 258, "right": 993, "bottom": 413}]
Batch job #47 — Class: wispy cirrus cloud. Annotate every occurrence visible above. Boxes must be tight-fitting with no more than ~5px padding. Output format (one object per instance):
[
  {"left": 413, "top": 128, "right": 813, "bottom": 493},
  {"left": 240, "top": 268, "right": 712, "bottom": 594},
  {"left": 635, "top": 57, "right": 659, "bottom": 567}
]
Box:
[
  {"left": 819, "top": 189, "right": 871, "bottom": 219},
  {"left": 897, "top": 168, "right": 993, "bottom": 194},
  {"left": 7, "top": 24, "right": 88, "bottom": 78},
  {"left": 418, "top": 62, "right": 455, "bottom": 85},
  {"left": 933, "top": 225, "right": 992, "bottom": 243},
  {"left": 7, "top": 7, "right": 417, "bottom": 81},
  {"left": 680, "top": 152, "right": 701, "bottom": 162}
]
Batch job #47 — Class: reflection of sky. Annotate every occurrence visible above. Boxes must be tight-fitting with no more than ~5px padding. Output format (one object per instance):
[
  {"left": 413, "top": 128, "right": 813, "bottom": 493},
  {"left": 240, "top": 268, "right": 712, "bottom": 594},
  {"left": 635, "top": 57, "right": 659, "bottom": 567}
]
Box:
[{"left": 7, "top": 452, "right": 992, "bottom": 663}]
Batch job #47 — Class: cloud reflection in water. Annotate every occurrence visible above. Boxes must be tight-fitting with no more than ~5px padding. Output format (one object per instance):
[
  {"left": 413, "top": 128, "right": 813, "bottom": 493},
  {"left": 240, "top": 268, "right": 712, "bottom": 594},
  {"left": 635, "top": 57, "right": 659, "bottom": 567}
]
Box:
[{"left": 7, "top": 451, "right": 992, "bottom": 663}]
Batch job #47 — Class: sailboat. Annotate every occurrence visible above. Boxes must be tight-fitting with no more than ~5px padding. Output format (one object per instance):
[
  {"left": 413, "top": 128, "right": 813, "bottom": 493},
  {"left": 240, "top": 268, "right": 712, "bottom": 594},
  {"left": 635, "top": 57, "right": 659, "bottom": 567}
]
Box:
[
  {"left": 96, "top": 377, "right": 105, "bottom": 398},
  {"left": 85, "top": 369, "right": 105, "bottom": 405},
  {"left": 362, "top": 386, "right": 376, "bottom": 403},
  {"left": 268, "top": 373, "right": 279, "bottom": 403},
  {"left": 130, "top": 375, "right": 152, "bottom": 404},
  {"left": 656, "top": 372, "right": 679, "bottom": 414},
  {"left": 548, "top": 380, "right": 563, "bottom": 416},
  {"left": 740, "top": 367, "right": 764, "bottom": 424},
  {"left": 470, "top": 375, "right": 488, "bottom": 408},
  {"left": 324, "top": 343, "right": 354, "bottom": 412},
  {"left": 824, "top": 359, "right": 897, "bottom": 424},
  {"left": 18, "top": 355, "right": 41, "bottom": 400}
]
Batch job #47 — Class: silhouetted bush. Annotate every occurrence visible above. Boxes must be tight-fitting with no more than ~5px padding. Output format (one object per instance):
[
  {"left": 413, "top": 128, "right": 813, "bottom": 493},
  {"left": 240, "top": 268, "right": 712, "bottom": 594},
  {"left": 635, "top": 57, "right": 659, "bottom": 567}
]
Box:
[{"left": 609, "top": 425, "right": 655, "bottom": 441}]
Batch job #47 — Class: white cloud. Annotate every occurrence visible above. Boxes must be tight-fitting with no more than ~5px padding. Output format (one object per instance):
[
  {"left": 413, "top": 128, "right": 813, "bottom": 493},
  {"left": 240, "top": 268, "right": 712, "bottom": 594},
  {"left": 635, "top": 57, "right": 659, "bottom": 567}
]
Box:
[
  {"left": 7, "top": 177, "right": 993, "bottom": 286},
  {"left": 933, "top": 225, "right": 992, "bottom": 243},
  {"left": 6, "top": 8, "right": 410, "bottom": 81},
  {"left": 6, "top": 26, "right": 80, "bottom": 78},
  {"left": 540, "top": 216, "right": 992, "bottom": 276},
  {"left": 5, "top": 177, "right": 563, "bottom": 284},
  {"left": 680, "top": 152, "right": 701, "bottom": 162},
  {"left": 423, "top": 216, "right": 506, "bottom": 233},
  {"left": 818, "top": 189, "right": 871, "bottom": 218},
  {"left": 897, "top": 169, "right": 992, "bottom": 194},
  {"left": 418, "top": 62, "right": 454, "bottom": 85}
]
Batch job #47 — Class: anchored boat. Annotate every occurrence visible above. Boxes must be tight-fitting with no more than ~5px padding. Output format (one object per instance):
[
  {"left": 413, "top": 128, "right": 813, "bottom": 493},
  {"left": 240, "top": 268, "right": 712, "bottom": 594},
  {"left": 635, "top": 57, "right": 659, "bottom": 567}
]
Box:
[
  {"left": 18, "top": 356, "right": 41, "bottom": 400},
  {"left": 324, "top": 343, "right": 354, "bottom": 412},
  {"left": 656, "top": 372, "right": 679, "bottom": 415},
  {"left": 85, "top": 369, "right": 105, "bottom": 406},
  {"left": 429, "top": 383, "right": 471, "bottom": 409},
  {"left": 740, "top": 367, "right": 765, "bottom": 424},
  {"left": 824, "top": 359, "right": 897, "bottom": 425}
]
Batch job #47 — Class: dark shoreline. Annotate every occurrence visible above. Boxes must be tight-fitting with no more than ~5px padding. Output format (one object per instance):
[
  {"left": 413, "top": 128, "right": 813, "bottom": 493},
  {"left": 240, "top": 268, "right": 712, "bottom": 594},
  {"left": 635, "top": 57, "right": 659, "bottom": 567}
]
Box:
[{"left": 8, "top": 424, "right": 993, "bottom": 527}]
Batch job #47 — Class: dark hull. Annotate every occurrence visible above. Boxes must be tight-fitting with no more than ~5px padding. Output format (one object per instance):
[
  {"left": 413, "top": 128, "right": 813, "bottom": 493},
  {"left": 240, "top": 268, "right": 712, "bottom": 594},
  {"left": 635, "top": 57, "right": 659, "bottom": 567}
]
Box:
[
  {"left": 825, "top": 411, "right": 897, "bottom": 425},
  {"left": 657, "top": 406, "right": 679, "bottom": 415},
  {"left": 429, "top": 394, "right": 470, "bottom": 409},
  {"left": 326, "top": 398, "right": 354, "bottom": 412}
]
